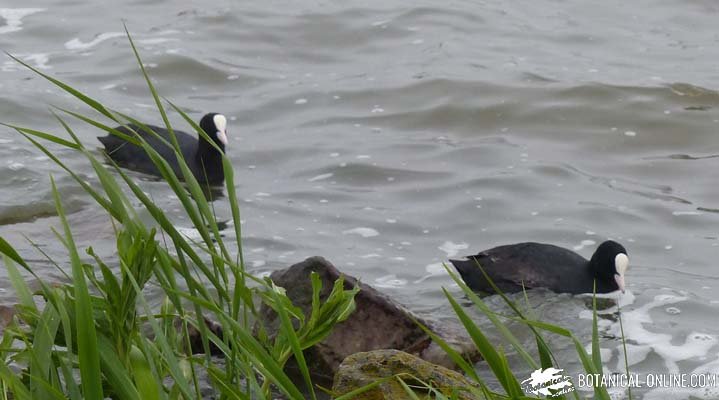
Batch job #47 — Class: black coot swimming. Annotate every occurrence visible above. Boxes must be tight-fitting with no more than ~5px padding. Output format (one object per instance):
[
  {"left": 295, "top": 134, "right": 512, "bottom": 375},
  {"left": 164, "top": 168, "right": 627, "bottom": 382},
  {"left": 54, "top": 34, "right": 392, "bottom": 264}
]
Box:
[
  {"left": 450, "top": 240, "right": 628, "bottom": 294},
  {"left": 98, "top": 113, "right": 227, "bottom": 185}
]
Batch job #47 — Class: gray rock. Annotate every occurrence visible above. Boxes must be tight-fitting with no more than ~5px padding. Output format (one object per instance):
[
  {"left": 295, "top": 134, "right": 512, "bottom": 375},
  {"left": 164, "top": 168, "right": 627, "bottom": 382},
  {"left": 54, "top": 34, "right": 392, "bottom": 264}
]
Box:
[
  {"left": 0, "top": 304, "right": 16, "bottom": 336},
  {"left": 332, "top": 349, "right": 481, "bottom": 400},
  {"left": 258, "top": 256, "right": 479, "bottom": 382}
]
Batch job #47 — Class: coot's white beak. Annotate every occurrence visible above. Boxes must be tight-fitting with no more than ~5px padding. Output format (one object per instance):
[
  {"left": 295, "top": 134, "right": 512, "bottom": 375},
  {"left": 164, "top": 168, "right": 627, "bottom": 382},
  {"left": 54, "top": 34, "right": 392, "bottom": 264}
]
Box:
[
  {"left": 213, "top": 114, "right": 228, "bottom": 146},
  {"left": 614, "top": 253, "right": 629, "bottom": 294},
  {"left": 615, "top": 274, "right": 625, "bottom": 294},
  {"left": 217, "top": 130, "right": 227, "bottom": 146}
]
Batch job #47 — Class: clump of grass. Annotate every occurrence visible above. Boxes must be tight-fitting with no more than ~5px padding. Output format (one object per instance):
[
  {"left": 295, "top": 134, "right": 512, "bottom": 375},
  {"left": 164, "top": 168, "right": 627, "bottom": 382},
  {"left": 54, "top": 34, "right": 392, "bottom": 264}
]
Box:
[{"left": 0, "top": 27, "right": 357, "bottom": 400}]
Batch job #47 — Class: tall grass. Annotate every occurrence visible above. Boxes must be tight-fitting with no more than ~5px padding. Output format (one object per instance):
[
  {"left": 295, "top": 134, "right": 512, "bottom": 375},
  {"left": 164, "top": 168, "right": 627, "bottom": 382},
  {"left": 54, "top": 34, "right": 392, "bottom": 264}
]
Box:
[
  {"left": 0, "top": 29, "right": 629, "bottom": 400},
  {"left": 0, "top": 28, "right": 357, "bottom": 400}
]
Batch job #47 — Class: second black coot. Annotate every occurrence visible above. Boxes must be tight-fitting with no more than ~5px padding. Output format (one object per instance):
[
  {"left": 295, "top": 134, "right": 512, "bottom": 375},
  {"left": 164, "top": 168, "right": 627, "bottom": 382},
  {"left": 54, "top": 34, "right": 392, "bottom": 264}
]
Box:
[
  {"left": 98, "top": 113, "right": 228, "bottom": 185},
  {"left": 450, "top": 240, "right": 629, "bottom": 294}
]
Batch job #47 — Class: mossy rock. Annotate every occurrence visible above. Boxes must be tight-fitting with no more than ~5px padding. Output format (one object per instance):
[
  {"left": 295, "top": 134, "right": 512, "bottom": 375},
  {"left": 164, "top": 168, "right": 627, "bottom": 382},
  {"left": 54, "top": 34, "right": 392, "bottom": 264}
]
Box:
[{"left": 332, "top": 349, "right": 481, "bottom": 400}]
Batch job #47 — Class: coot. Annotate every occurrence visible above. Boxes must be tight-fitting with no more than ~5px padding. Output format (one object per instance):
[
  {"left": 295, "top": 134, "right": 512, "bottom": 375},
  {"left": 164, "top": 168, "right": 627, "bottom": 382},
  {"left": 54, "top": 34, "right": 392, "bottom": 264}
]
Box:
[
  {"left": 98, "top": 113, "right": 227, "bottom": 184},
  {"left": 449, "top": 240, "right": 628, "bottom": 294}
]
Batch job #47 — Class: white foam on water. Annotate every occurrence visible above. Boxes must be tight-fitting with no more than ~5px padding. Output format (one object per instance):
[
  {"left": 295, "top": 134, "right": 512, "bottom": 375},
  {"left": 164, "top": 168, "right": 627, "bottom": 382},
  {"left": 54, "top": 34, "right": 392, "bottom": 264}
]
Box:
[
  {"left": 672, "top": 211, "right": 703, "bottom": 216},
  {"left": 616, "top": 343, "right": 652, "bottom": 369},
  {"left": 342, "top": 227, "right": 379, "bottom": 238},
  {"left": 308, "top": 173, "right": 333, "bottom": 182},
  {"left": 609, "top": 294, "right": 716, "bottom": 374},
  {"left": 573, "top": 239, "right": 596, "bottom": 251},
  {"left": 359, "top": 253, "right": 381, "bottom": 259},
  {"left": 7, "top": 162, "right": 24, "bottom": 171},
  {"left": 643, "top": 383, "right": 719, "bottom": 400},
  {"left": 23, "top": 53, "right": 51, "bottom": 69},
  {"left": 65, "top": 32, "right": 126, "bottom": 50},
  {"left": 0, "top": 8, "right": 44, "bottom": 34},
  {"left": 584, "top": 346, "right": 613, "bottom": 362},
  {"left": 426, "top": 262, "right": 447, "bottom": 275},
  {"left": 255, "top": 270, "right": 272, "bottom": 279},
  {"left": 438, "top": 241, "right": 468, "bottom": 257},
  {"left": 414, "top": 262, "right": 451, "bottom": 283},
  {"left": 251, "top": 260, "right": 265, "bottom": 268},
  {"left": 665, "top": 306, "right": 681, "bottom": 315},
  {"left": 374, "top": 274, "right": 407, "bottom": 288}
]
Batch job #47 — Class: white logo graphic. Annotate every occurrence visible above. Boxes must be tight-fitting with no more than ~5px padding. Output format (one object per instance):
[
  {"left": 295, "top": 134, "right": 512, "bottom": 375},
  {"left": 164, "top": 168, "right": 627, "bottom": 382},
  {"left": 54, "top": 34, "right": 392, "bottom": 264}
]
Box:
[{"left": 521, "top": 368, "right": 575, "bottom": 397}]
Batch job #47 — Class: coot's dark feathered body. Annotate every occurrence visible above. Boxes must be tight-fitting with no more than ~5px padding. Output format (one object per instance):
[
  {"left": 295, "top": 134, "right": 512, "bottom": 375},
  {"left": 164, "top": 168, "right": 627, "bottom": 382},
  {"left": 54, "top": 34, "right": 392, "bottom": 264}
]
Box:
[
  {"left": 98, "top": 113, "right": 227, "bottom": 185},
  {"left": 450, "top": 240, "right": 628, "bottom": 294}
]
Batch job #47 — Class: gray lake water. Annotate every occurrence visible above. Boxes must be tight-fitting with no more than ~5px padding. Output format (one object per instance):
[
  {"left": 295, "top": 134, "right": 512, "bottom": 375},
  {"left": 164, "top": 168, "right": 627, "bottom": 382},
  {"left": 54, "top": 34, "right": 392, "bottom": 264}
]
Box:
[{"left": 2, "top": 1, "right": 719, "bottom": 398}]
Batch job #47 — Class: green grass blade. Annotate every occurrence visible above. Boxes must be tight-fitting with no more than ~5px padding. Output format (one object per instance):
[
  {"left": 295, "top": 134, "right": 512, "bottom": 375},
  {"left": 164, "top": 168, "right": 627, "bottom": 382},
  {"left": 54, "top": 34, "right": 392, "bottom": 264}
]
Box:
[
  {"left": 2, "top": 255, "right": 35, "bottom": 311},
  {"left": 0, "top": 237, "right": 32, "bottom": 271},
  {"left": 397, "top": 377, "right": 423, "bottom": 400},
  {"left": 29, "top": 304, "right": 61, "bottom": 399},
  {"left": 50, "top": 175, "right": 104, "bottom": 400},
  {"left": 0, "top": 360, "right": 32, "bottom": 400},
  {"left": 128, "top": 345, "right": 160, "bottom": 400},
  {"left": 56, "top": 107, "right": 139, "bottom": 145},
  {"left": 96, "top": 336, "right": 141, "bottom": 400},
  {"left": 269, "top": 284, "right": 317, "bottom": 400},
  {"left": 442, "top": 288, "right": 523, "bottom": 397},
  {"left": 444, "top": 265, "right": 541, "bottom": 370},
  {"left": 123, "top": 24, "right": 177, "bottom": 150},
  {"left": 332, "top": 376, "right": 394, "bottom": 400},
  {"left": 0, "top": 123, "right": 79, "bottom": 149},
  {"left": 412, "top": 317, "right": 482, "bottom": 383},
  {"left": 618, "top": 305, "right": 632, "bottom": 400},
  {"left": 591, "top": 285, "right": 602, "bottom": 374},
  {"left": 121, "top": 267, "right": 194, "bottom": 399},
  {"left": 206, "top": 367, "right": 251, "bottom": 400},
  {"left": 17, "top": 133, "right": 116, "bottom": 217}
]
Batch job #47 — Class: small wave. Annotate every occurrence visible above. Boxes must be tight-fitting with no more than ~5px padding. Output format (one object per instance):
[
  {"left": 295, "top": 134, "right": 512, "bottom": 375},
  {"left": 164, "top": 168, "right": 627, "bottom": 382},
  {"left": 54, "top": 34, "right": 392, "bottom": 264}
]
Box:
[
  {"left": 0, "top": 8, "right": 44, "bottom": 35},
  {"left": 342, "top": 227, "right": 379, "bottom": 237},
  {"left": 64, "top": 32, "right": 126, "bottom": 50}
]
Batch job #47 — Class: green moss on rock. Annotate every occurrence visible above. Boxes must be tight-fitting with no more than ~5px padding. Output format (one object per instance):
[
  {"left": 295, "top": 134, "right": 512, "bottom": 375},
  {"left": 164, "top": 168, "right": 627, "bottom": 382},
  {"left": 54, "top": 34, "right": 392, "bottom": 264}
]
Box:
[{"left": 332, "top": 349, "right": 482, "bottom": 400}]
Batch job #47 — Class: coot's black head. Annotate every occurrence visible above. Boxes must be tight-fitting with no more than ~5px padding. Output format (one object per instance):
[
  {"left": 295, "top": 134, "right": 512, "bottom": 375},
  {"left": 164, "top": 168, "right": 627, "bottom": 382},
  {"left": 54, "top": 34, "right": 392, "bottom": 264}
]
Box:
[
  {"left": 198, "top": 113, "right": 228, "bottom": 152},
  {"left": 588, "top": 240, "right": 629, "bottom": 293}
]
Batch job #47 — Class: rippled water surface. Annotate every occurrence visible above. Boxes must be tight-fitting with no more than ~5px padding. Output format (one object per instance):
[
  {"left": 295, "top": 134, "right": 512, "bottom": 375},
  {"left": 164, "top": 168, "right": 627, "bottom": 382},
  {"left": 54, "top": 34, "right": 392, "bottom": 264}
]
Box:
[{"left": 2, "top": 1, "right": 719, "bottom": 398}]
